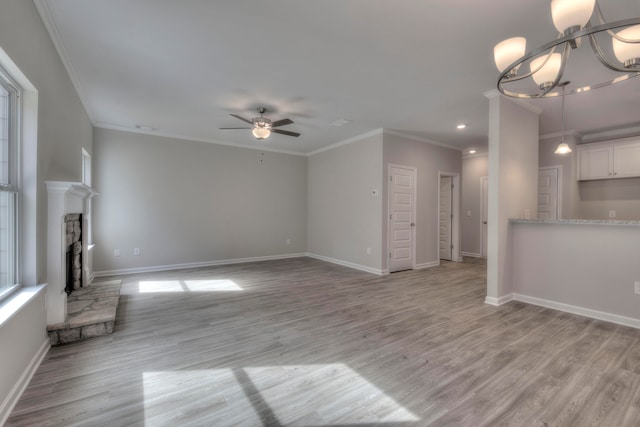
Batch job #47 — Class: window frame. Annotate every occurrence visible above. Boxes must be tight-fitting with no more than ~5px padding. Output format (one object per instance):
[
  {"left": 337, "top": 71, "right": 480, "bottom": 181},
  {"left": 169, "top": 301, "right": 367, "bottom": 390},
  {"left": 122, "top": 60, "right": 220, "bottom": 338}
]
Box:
[{"left": 0, "top": 66, "right": 21, "bottom": 302}]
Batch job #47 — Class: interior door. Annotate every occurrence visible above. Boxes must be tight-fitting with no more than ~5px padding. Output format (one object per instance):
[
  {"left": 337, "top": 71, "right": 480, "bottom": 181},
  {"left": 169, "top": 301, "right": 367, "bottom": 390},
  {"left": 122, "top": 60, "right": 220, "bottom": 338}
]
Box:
[
  {"left": 481, "top": 176, "right": 488, "bottom": 258},
  {"left": 388, "top": 166, "right": 416, "bottom": 272},
  {"left": 537, "top": 167, "right": 559, "bottom": 219},
  {"left": 439, "top": 176, "right": 452, "bottom": 261}
]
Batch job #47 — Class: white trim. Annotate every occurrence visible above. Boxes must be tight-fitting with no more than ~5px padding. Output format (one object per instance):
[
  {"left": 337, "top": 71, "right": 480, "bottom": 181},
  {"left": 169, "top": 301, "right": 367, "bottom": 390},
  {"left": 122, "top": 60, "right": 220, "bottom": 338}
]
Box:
[
  {"left": 461, "top": 252, "right": 482, "bottom": 258},
  {"left": 482, "top": 90, "right": 543, "bottom": 116},
  {"left": 306, "top": 253, "right": 385, "bottom": 276},
  {"left": 0, "top": 285, "right": 47, "bottom": 327},
  {"left": 513, "top": 293, "right": 640, "bottom": 330},
  {"left": 95, "top": 123, "right": 306, "bottom": 157},
  {"left": 34, "top": 0, "right": 95, "bottom": 123},
  {"left": 382, "top": 129, "right": 463, "bottom": 152},
  {"left": 0, "top": 338, "right": 49, "bottom": 425},
  {"left": 306, "top": 129, "right": 383, "bottom": 156},
  {"left": 480, "top": 175, "right": 488, "bottom": 258},
  {"left": 484, "top": 293, "right": 514, "bottom": 306},
  {"left": 415, "top": 261, "right": 439, "bottom": 269},
  {"left": 93, "top": 253, "right": 308, "bottom": 277},
  {"left": 539, "top": 129, "right": 582, "bottom": 141}
]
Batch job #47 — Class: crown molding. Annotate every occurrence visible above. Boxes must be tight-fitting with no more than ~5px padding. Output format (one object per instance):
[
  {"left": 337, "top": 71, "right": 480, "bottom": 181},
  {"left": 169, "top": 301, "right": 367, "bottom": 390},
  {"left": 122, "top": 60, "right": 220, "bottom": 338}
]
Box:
[
  {"left": 306, "top": 129, "right": 383, "bottom": 156},
  {"left": 483, "top": 89, "right": 543, "bottom": 116},
  {"left": 94, "top": 123, "right": 307, "bottom": 156},
  {"left": 382, "top": 129, "right": 463, "bottom": 152},
  {"left": 539, "top": 129, "right": 582, "bottom": 141},
  {"left": 34, "top": 0, "right": 96, "bottom": 123}
]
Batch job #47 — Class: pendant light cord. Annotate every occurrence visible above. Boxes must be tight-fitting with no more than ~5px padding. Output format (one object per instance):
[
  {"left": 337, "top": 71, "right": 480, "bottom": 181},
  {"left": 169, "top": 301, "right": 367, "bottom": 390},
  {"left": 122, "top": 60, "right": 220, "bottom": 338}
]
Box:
[{"left": 561, "top": 84, "right": 565, "bottom": 145}]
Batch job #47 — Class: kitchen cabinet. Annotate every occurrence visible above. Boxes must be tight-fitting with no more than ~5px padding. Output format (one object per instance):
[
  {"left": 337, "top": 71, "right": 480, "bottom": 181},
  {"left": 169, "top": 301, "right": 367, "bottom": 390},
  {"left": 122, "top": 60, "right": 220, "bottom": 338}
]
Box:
[{"left": 577, "top": 137, "right": 640, "bottom": 180}]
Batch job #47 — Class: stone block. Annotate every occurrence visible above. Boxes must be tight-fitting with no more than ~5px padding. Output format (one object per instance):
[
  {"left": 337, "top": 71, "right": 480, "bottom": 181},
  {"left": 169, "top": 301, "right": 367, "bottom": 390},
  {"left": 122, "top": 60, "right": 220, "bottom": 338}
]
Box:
[
  {"left": 81, "top": 323, "right": 106, "bottom": 338},
  {"left": 65, "top": 214, "right": 80, "bottom": 222},
  {"left": 66, "top": 234, "right": 73, "bottom": 247},
  {"left": 49, "top": 332, "right": 59, "bottom": 346},
  {"left": 58, "top": 328, "right": 81, "bottom": 344},
  {"left": 66, "top": 221, "right": 74, "bottom": 233},
  {"left": 105, "top": 321, "right": 115, "bottom": 334},
  {"left": 73, "top": 242, "right": 82, "bottom": 255}
]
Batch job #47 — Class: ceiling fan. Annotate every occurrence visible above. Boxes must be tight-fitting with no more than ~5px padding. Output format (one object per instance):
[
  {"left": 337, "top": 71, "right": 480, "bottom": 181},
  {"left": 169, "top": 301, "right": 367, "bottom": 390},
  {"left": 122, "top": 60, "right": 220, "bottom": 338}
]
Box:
[{"left": 220, "top": 107, "right": 300, "bottom": 140}]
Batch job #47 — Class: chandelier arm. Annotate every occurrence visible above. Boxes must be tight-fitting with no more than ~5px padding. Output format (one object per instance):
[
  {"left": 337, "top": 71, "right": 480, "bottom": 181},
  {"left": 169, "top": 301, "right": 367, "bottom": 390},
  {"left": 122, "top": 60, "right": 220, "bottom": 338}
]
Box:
[
  {"left": 588, "top": 33, "right": 632, "bottom": 72},
  {"left": 497, "top": 45, "right": 560, "bottom": 84},
  {"left": 593, "top": 2, "right": 640, "bottom": 43}
]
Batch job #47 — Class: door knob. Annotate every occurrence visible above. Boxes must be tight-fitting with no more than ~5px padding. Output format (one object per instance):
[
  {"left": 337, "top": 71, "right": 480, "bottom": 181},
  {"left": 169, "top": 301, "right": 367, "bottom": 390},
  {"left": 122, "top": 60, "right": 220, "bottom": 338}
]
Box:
[
  {"left": 410, "top": 223, "right": 415, "bottom": 226},
  {"left": 483, "top": 221, "right": 487, "bottom": 224}
]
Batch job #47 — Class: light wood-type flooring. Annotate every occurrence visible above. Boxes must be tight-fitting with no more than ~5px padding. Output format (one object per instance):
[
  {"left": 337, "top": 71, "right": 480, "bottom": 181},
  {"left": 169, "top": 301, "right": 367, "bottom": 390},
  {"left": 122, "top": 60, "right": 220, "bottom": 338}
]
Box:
[{"left": 7, "top": 257, "right": 640, "bottom": 426}]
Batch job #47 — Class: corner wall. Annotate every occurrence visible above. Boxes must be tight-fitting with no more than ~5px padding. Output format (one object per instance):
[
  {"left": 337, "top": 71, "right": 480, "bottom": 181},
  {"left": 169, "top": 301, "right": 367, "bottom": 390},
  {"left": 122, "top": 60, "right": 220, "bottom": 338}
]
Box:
[
  {"left": 307, "top": 133, "right": 384, "bottom": 273},
  {"left": 461, "top": 154, "right": 488, "bottom": 256},
  {"left": 93, "top": 128, "right": 308, "bottom": 274}
]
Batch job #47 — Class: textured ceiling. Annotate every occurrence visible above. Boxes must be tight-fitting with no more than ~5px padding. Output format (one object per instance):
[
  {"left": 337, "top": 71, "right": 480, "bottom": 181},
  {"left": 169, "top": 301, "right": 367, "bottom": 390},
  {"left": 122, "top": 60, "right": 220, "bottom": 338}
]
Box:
[{"left": 37, "top": 0, "right": 640, "bottom": 155}]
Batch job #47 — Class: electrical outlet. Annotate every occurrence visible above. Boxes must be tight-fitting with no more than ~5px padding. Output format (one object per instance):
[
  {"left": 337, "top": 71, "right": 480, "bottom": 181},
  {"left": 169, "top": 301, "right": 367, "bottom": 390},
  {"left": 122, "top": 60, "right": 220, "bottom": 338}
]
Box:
[
  {"left": 286, "top": 238, "right": 291, "bottom": 246},
  {"left": 635, "top": 281, "right": 640, "bottom": 295},
  {"left": 114, "top": 249, "right": 120, "bottom": 257},
  {"left": 609, "top": 210, "right": 616, "bottom": 218},
  {"left": 133, "top": 248, "right": 141, "bottom": 256}
]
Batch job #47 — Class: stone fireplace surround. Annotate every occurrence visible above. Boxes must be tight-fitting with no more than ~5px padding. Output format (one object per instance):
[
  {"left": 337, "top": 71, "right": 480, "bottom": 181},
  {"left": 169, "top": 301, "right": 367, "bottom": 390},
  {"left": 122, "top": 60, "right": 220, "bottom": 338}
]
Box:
[
  {"left": 64, "top": 213, "right": 82, "bottom": 294},
  {"left": 46, "top": 182, "right": 97, "bottom": 326}
]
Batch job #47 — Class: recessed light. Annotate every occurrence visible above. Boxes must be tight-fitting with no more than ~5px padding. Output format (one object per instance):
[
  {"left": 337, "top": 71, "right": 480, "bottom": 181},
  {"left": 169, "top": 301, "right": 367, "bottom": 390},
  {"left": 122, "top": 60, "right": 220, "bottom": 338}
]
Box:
[
  {"left": 456, "top": 124, "right": 467, "bottom": 129},
  {"left": 135, "top": 125, "right": 155, "bottom": 131},
  {"left": 468, "top": 149, "right": 477, "bottom": 154}
]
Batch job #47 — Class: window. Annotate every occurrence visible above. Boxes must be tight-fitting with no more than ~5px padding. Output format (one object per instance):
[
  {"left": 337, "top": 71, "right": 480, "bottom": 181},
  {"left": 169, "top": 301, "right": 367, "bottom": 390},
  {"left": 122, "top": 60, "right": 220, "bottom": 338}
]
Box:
[
  {"left": 82, "top": 147, "right": 91, "bottom": 187},
  {"left": 0, "top": 68, "right": 19, "bottom": 301}
]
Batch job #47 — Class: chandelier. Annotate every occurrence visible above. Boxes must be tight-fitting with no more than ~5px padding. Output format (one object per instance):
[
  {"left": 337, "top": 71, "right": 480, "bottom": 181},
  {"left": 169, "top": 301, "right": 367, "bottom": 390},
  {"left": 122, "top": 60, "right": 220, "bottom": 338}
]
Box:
[{"left": 494, "top": 0, "right": 640, "bottom": 98}]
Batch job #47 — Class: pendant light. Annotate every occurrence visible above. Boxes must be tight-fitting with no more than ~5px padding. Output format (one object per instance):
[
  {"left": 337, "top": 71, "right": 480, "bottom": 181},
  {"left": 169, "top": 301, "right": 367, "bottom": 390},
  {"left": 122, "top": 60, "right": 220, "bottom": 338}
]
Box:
[{"left": 555, "top": 82, "right": 572, "bottom": 154}]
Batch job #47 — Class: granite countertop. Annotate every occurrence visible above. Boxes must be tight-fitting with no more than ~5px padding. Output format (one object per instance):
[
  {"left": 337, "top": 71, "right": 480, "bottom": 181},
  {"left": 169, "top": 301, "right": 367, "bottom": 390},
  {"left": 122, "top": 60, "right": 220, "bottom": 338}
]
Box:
[{"left": 510, "top": 218, "right": 640, "bottom": 226}]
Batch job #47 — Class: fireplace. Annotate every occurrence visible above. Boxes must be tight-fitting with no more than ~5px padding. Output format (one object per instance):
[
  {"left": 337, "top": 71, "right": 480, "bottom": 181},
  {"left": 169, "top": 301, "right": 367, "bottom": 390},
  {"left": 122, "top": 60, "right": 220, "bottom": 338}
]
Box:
[{"left": 65, "top": 213, "right": 83, "bottom": 294}]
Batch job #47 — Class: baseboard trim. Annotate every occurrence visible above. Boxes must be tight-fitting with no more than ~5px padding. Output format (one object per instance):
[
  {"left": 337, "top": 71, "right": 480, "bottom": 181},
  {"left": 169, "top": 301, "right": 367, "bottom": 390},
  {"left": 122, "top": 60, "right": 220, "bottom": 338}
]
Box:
[
  {"left": 485, "top": 293, "right": 514, "bottom": 306},
  {"left": 0, "top": 338, "right": 50, "bottom": 425},
  {"left": 461, "top": 252, "right": 482, "bottom": 258},
  {"left": 93, "top": 253, "right": 308, "bottom": 277},
  {"left": 306, "top": 253, "right": 384, "bottom": 276},
  {"left": 513, "top": 293, "right": 640, "bottom": 330},
  {"left": 415, "top": 261, "right": 439, "bottom": 270}
]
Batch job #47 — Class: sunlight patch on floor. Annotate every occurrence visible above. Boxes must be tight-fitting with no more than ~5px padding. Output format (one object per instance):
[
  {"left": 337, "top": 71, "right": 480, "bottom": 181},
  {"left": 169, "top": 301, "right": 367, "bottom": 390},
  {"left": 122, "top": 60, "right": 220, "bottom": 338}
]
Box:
[
  {"left": 143, "top": 364, "right": 419, "bottom": 426},
  {"left": 138, "top": 279, "right": 243, "bottom": 293}
]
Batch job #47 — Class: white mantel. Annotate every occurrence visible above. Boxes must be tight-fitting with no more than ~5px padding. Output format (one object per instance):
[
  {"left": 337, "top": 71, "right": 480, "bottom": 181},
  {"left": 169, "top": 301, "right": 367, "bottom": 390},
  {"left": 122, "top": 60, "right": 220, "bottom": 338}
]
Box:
[{"left": 46, "top": 181, "right": 98, "bottom": 325}]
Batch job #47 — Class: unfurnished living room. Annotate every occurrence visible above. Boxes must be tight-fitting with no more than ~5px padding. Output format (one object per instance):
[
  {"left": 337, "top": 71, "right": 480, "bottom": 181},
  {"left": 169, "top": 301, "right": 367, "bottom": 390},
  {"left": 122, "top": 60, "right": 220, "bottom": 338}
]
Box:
[{"left": 1, "top": 1, "right": 640, "bottom": 426}]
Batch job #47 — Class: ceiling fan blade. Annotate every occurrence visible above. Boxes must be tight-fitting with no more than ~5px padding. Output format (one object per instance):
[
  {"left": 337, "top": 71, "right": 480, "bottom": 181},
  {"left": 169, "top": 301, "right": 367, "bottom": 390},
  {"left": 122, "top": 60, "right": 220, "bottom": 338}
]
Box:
[
  {"left": 230, "top": 114, "right": 252, "bottom": 124},
  {"left": 272, "top": 129, "right": 301, "bottom": 137},
  {"left": 219, "top": 127, "right": 251, "bottom": 130},
  {"left": 271, "top": 118, "right": 294, "bottom": 127}
]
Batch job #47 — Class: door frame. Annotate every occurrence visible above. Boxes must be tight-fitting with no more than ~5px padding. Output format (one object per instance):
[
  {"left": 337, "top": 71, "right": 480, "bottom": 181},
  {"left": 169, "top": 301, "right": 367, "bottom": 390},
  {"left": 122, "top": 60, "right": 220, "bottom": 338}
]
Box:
[
  {"left": 437, "top": 171, "right": 461, "bottom": 262},
  {"left": 480, "top": 175, "right": 488, "bottom": 258},
  {"left": 538, "top": 165, "right": 563, "bottom": 219},
  {"left": 387, "top": 164, "right": 417, "bottom": 272}
]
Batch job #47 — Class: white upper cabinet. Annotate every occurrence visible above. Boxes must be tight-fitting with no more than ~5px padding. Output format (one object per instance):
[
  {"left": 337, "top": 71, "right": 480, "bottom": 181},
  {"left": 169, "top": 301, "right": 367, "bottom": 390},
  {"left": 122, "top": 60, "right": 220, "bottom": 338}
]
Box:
[{"left": 578, "top": 137, "right": 640, "bottom": 181}]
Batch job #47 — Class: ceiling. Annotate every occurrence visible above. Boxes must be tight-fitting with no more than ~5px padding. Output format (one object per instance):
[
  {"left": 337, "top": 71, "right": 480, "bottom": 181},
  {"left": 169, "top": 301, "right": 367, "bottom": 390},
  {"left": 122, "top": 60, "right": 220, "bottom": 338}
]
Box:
[{"left": 36, "top": 0, "right": 640, "bottom": 155}]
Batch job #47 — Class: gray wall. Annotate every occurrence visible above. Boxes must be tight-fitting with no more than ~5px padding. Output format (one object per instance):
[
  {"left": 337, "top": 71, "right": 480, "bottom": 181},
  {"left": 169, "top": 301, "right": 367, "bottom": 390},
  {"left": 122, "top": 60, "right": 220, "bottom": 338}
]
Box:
[
  {"left": 577, "top": 178, "right": 640, "bottom": 220},
  {"left": 461, "top": 154, "right": 487, "bottom": 256},
  {"left": 382, "top": 133, "right": 462, "bottom": 269},
  {"left": 307, "top": 133, "right": 384, "bottom": 272},
  {"left": 93, "top": 128, "right": 307, "bottom": 273},
  {"left": 0, "top": 0, "right": 93, "bottom": 418}
]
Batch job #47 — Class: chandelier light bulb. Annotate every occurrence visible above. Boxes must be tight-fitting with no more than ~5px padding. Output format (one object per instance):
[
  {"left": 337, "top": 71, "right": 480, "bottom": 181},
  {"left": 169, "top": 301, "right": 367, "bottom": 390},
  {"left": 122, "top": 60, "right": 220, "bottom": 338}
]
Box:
[
  {"left": 530, "top": 53, "right": 562, "bottom": 88},
  {"left": 494, "top": 37, "right": 527, "bottom": 75},
  {"left": 551, "top": 0, "right": 596, "bottom": 35},
  {"left": 612, "top": 25, "right": 640, "bottom": 68}
]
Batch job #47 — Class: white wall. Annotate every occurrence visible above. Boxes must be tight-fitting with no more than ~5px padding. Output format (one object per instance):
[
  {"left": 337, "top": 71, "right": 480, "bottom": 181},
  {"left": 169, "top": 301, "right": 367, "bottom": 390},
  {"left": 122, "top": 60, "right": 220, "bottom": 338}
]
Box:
[
  {"left": 307, "top": 133, "right": 384, "bottom": 273},
  {"left": 461, "top": 154, "right": 487, "bottom": 256},
  {"left": 93, "top": 128, "right": 307, "bottom": 273},
  {"left": 0, "top": 0, "right": 93, "bottom": 417},
  {"left": 382, "top": 132, "right": 462, "bottom": 269},
  {"left": 512, "top": 222, "right": 640, "bottom": 326}
]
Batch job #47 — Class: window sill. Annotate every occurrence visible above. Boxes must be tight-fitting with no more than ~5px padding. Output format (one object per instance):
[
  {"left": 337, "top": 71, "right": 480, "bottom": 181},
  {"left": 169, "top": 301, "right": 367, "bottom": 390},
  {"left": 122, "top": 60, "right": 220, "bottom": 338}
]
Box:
[{"left": 0, "top": 284, "right": 47, "bottom": 327}]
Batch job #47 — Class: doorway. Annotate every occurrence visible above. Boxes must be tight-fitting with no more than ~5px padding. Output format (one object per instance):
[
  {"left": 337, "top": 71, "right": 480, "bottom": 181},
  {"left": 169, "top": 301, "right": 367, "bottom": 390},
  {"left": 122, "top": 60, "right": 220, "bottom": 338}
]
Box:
[
  {"left": 438, "top": 172, "right": 461, "bottom": 262},
  {"left": 388, "top": 165, "right": 417, "bottom": 272}
]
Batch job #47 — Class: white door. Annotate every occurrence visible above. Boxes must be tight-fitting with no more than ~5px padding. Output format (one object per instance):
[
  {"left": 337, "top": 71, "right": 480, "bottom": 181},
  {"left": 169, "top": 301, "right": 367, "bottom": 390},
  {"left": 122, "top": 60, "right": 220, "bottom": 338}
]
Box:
[
  {"left": 538, "top": 167, "right": 559, "bottom": 220},
  {"left": 439, "top": 176, "right": 452, "bottom": 261},
  {"left": 388, "top": 166, "right": 416, "bottom": 272},
  {"left": 481, "top": 176, "right": 488, "bottom": 258}
]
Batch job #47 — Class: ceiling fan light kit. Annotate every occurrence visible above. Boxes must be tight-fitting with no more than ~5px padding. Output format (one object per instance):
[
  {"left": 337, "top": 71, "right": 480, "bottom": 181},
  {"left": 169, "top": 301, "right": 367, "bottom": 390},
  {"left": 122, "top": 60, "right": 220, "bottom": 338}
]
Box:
[
  {"left": 494, "top": 0, "right": 640, "bottom": 98},
  {"left": 220, "top": 107, "right": 300, "bottom": 141}
]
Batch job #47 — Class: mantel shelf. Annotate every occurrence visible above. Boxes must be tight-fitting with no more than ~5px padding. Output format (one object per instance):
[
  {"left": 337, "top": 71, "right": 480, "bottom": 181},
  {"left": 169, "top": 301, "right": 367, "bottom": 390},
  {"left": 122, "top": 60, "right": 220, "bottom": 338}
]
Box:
[{"left": 45, "top": 181, "right": 99, "bottom": 198}]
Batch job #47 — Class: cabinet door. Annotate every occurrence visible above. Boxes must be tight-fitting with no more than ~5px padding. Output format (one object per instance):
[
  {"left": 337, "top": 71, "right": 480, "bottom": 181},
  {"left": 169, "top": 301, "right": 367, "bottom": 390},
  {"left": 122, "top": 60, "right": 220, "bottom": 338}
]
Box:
[
  {"left": 614, "top": 141, "right": 640, "bottom": 178},
  {"left": 578, "top": 145, "right": 613, "bottom": 180}
]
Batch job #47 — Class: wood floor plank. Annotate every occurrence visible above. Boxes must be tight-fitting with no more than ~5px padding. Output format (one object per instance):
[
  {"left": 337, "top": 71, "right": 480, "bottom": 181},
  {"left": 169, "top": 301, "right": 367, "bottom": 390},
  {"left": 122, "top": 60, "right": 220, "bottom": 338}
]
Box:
[{"left": 6, "top": 257, "right": 640, "bottom": 426}]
